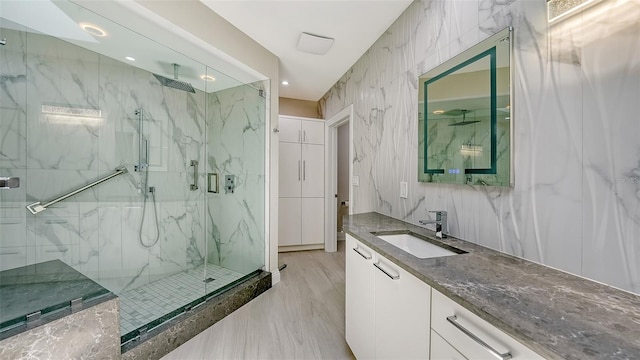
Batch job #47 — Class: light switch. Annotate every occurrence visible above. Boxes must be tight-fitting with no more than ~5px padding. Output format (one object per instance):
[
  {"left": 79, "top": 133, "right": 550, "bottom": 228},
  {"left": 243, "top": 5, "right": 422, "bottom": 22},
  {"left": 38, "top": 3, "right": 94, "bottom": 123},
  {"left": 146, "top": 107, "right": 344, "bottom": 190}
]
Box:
[
  {"left": 352, "top": 175, "right": 360, "bottom": 186},
  {"left": 400, "top": 182, "right": 408, "bottom": 198}
]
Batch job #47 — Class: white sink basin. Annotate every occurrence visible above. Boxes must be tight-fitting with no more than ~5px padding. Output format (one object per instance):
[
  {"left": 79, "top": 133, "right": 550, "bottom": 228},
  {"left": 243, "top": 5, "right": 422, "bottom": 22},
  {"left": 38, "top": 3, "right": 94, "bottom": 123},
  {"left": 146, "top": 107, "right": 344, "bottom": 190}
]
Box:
[{"left": 375, "top": 233, "right": 462, "bottom": 259}]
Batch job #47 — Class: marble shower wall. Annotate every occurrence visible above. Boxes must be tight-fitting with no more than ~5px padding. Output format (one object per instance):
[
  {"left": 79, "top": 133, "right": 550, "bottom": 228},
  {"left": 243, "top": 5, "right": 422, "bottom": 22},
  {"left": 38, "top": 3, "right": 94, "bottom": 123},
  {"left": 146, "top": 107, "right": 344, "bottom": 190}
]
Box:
[
  {"left": 206, "top": 83, "right": 266, "bottom": 274},
  {"left": 0, "top": 28, "right": 216, "bottom": 294},
  {"left": 320, "top": 0, "right": 640, "bottom": 294}
]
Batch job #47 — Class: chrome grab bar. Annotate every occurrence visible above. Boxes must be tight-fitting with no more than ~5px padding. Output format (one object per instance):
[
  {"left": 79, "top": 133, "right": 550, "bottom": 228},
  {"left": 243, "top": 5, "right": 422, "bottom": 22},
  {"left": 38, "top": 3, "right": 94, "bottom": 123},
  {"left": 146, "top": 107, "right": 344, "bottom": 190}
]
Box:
[
  {"left": 190, "top": 160, "right": 199, "bottom": 191},
  {"left": 26, "top": 166, "right": 128, "bottom": 215},
  {"left": 446, "top": 315, "right": 512, "bottom": 360}
]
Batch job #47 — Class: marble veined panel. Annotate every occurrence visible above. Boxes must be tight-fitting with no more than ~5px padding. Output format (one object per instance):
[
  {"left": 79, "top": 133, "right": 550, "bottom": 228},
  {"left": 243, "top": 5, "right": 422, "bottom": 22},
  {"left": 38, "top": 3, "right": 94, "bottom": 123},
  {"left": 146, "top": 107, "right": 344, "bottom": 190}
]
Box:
[
  {"left": 582, "top": 16, "right": 640, "bottom": 293},
  {"left": 25, "top": 32, "right": 101, "bottom": 171},
  {"left": 148, "top": 201, "right": 205, "bottom": 280},
  {"left": 0, "top": 28, "right": 27, "bottom": 169},
  {"left": 207, "top": 174, "right": 265, "bottom": 274},
  {"left": 319, "top": 0, "right": 640, "bottom": 292},
  {"left": 207, "top": 84, "right": 265, "bottom": 177}
]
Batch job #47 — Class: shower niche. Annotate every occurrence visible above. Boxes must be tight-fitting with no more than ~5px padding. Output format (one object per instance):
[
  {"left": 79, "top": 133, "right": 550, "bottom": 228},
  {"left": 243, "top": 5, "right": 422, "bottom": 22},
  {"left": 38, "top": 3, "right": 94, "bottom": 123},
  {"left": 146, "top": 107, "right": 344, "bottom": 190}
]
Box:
[{"left": 418, "top": 27, "right": 513, "bottom": 187}]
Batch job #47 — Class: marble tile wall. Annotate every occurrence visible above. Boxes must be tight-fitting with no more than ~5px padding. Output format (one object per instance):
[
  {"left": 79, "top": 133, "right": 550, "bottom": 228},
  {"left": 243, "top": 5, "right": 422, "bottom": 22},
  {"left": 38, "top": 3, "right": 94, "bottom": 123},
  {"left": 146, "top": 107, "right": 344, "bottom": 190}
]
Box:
[
  {"left": 0, "top": 26, "right": 265, "bottom": 297},
  {"left": 320, "top": 0, "right": 640, "bottom": 294},
  {"left": 206, "top": 83, "right": 266, "bottom": 274}
]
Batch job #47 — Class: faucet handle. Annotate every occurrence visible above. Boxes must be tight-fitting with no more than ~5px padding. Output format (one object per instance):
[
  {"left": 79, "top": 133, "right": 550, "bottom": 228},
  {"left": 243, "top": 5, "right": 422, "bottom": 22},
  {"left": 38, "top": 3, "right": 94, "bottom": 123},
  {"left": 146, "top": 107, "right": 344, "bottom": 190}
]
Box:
[{"left": 428, "top": 210, "right": 447, "bottom": 220}]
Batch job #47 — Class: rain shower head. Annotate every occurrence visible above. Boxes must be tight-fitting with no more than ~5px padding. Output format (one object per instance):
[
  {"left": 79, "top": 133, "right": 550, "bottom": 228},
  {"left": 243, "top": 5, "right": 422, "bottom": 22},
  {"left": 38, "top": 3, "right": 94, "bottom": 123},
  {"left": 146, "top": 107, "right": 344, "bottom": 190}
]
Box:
[
  {"left": 153, "top": 63, "right": 196, "bottom": 93},
  {"left": 446, "top": 109, "right": 480, "bottom": 126}
]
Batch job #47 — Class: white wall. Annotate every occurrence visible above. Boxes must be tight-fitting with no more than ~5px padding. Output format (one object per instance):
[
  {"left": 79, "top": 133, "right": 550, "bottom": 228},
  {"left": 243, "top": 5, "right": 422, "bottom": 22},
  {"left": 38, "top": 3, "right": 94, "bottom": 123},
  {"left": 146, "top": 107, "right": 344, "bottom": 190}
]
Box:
[
  {"left": 337, "top": 124, "right": 350, "bottom": 205},
  {"left": 321, "top": 0, "right": 640, "bottom": 294}
]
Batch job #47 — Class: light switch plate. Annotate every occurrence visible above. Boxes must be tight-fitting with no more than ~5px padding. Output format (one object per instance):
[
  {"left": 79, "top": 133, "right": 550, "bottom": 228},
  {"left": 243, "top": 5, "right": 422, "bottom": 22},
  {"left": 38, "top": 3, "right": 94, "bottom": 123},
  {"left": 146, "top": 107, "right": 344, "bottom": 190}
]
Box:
[
  {"left": 400, "top": 182, "right": 408, "bottom": 198},
  {"left": 352, "top": 175, "right": 360, "bottom": 186}
]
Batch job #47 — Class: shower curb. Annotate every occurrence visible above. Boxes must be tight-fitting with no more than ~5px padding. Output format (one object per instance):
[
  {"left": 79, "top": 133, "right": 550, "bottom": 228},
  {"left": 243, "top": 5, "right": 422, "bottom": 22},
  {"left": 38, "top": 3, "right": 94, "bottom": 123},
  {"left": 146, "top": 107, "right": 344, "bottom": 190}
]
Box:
[{"left": 120, "top": 270, "right": 271, "bottom": 360}]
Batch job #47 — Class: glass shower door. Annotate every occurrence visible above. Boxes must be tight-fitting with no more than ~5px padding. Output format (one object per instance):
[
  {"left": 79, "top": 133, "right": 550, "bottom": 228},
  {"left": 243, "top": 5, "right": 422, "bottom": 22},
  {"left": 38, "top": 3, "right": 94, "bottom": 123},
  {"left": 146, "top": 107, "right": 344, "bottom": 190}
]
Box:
[{"left": 204, "top": 81, "right": 267, "bottom": 296}]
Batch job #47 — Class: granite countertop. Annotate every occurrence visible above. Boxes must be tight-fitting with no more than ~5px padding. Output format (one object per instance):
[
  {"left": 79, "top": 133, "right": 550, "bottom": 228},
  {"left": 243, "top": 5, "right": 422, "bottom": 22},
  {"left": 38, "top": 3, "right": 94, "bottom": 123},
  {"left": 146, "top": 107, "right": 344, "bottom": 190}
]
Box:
[
  {"left": 344, "top": 212, "right": 640, "bottom": 360},
  {"left": 0, "top": 259, "right": 115, "bottom": 339}
]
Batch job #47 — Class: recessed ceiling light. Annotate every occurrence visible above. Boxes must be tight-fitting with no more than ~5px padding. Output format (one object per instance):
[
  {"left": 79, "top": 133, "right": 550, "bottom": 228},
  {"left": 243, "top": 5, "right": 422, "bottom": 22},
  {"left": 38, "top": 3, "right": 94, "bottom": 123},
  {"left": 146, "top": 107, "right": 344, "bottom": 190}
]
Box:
[
  {"left": 79, "top": 23, "right": 107, "bottom": 37},
  {"left": 125, "top": 56, "right": 135, "bottom": 61},
  {"left": 433, "top": 110, "right": 445, "bottom": 115},
  {"left": 200, "top": 75, "right": 216, "bottom": 81},
  {"left": 281, "top": 80, "right": 289, "bottom": 86}
]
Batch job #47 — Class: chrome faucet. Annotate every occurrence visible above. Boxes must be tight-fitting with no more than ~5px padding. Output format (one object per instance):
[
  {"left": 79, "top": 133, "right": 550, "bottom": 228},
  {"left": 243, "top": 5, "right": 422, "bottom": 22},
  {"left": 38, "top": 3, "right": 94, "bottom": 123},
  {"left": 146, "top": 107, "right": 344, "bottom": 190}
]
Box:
[{"left": 419, "top": 211, "right": 448, "bottom": 239}]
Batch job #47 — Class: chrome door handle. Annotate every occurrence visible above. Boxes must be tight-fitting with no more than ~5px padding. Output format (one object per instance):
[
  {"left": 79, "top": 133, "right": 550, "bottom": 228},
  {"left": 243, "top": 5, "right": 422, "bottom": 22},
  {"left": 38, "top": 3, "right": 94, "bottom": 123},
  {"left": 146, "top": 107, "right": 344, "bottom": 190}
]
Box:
[
  {"left": 373, "top": 261, "right": 399, "bottom": 280},
  {"left": 190, "top": 160, "right": 199, "bottom": 190},
  {"left": 446, "top": 315, "right": 512, "bottom": 360},
  {"left": 352, "top": 247, "right": 371, "bottom": 260},
  {"left": 298, "top": 160, "right": 301, "bottom": 181}
]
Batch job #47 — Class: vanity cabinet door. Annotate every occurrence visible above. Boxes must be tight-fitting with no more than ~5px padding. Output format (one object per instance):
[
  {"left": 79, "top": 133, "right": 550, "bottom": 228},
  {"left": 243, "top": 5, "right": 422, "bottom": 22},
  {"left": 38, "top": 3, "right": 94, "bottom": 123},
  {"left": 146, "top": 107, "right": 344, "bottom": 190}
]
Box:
[
  {"left": 374, "top": 255, "right": 430, "bottom": 360},
  {"left": 345, "top": 235, "right": 375, "bottom": 360},
  {"left": 431, "top": 289, "right": 544, "bottom": 360},
  {"left": 431, "top": 329, "right": 467, "bottom": 360}
]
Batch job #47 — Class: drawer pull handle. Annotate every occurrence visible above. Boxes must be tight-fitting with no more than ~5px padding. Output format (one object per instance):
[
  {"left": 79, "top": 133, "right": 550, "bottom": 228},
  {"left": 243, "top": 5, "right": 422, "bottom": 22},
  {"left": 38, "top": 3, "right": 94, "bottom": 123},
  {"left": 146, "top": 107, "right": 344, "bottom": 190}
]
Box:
[
  {"left": 373, "top": 262, "right": 400, "bottom": 280},
  {"left": 446, "top": 315, "right": 512, "bottom": 360},
  {"left": 352, "top": 247, "right": 371, "bottom": 260}
]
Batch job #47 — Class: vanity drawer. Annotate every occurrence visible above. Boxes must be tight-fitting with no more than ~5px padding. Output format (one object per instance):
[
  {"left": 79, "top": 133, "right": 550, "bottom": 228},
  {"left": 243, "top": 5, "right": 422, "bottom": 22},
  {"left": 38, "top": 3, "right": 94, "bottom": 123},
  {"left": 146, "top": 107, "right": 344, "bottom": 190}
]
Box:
[{"left": 431, "top": 289, "right": 543, "bottom": 360}]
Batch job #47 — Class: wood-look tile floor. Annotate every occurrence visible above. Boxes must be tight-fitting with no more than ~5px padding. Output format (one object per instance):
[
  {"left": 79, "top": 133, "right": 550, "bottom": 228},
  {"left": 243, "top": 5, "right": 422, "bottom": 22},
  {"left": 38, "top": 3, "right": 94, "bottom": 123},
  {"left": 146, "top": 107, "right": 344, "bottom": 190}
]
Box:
[{"left": 161, "top": 241, "right": 354, "bottom": 360}]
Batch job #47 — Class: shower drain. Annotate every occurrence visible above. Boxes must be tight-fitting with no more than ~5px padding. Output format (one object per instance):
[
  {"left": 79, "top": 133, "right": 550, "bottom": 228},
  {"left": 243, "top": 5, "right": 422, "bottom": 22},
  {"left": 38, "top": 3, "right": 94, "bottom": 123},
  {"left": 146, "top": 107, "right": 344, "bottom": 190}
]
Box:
[{"left": 203, "top": 277, "right": 215, "bottom": 283}]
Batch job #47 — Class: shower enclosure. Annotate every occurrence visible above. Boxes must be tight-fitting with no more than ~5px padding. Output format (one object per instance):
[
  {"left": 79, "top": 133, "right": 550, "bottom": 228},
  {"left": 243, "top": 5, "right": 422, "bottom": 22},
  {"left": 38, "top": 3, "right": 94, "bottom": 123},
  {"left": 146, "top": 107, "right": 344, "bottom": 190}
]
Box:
[{"left": 0, "top": 0, "right": 267, "bottom": 345}]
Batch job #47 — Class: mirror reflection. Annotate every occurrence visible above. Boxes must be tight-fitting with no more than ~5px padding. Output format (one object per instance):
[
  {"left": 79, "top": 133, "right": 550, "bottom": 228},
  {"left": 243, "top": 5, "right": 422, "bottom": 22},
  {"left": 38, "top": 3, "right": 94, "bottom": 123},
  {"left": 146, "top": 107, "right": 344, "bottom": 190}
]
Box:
[{"left": 418, "top": 27, "right": 513, "bottom": 186}]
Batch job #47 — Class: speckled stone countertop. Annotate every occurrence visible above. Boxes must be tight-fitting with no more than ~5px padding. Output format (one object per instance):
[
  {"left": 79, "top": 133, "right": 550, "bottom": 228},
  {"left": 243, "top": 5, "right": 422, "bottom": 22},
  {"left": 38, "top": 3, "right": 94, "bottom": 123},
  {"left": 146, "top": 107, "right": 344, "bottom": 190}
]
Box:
[{"left": 344, "top": 212, "right": 640, "bottom": 360}]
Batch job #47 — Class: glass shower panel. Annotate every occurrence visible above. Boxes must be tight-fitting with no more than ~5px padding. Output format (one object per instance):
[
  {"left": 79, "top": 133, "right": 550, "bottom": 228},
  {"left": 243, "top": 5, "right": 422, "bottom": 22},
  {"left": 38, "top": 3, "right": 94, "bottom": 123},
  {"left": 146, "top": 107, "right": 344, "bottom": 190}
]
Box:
[
  {"left": 0, "top": 18, "right": 28, "bottom": 274},
  {"left": 1, "top": 0, "right": 265, "bottom": 342},
  {"left": 205, "top": 80, "right": 266, "bottom": 295}
]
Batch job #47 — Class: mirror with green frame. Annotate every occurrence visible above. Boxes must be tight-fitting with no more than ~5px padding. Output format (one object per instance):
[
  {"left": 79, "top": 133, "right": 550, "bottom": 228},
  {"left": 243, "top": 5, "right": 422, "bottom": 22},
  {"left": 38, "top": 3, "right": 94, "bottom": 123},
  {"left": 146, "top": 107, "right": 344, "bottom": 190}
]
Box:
[{"left": 418, "top": 27, "right": 513, "bottom": 186}]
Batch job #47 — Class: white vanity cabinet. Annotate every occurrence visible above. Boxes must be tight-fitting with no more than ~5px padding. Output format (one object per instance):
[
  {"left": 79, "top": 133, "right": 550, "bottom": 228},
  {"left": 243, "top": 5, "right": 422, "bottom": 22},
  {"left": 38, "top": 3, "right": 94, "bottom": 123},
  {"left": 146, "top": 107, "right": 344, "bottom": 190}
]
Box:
[
  {"left": 345, "top": 235, "right": 375, "bottom": 359},
  {"left": 431, "top": 289, "right": 544, "bottom": 360},
  {"left": 430, "top": 330, "right": 467, "bottom": 360},
  {"left": 345, "top": 234, "right": 431, "bottom": 359}
]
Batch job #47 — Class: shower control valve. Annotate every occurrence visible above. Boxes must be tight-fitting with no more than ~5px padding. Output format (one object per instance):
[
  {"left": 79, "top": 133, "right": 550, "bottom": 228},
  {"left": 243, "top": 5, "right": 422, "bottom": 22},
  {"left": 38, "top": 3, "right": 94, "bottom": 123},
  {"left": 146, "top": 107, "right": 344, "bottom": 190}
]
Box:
[{"left": 225, "top": 175, "right": 236, "bottom": 194}]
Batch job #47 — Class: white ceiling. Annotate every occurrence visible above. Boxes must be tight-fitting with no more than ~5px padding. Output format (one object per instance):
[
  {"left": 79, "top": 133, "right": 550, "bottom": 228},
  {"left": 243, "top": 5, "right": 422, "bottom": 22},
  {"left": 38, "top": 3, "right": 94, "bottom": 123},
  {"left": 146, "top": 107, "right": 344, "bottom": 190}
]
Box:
[{"left": 201, "top": 0, "right": 413, "bottom": 101}]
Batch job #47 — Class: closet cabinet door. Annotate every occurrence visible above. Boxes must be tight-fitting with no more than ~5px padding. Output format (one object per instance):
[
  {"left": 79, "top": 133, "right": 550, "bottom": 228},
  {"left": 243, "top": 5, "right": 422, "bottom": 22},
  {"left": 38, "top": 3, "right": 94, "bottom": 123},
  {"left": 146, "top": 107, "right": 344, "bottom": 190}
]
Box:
[
  {"left": 279, "top": 116, "right": 301, "bottom": 143},
  {"left": 301, "top": 198, "right": 324, "bottom": 245},
  {"left": 301, "top": 120, "right": 325, "bottom": 145},
  {"left": 301, "top": 144, "right": 324, "bottom": 198},
  {"left": 278, "top": 198, "right": 302, "bottom": 246},
  {"left": 279, "top": 142, "right": 302, "bottom": 198}
]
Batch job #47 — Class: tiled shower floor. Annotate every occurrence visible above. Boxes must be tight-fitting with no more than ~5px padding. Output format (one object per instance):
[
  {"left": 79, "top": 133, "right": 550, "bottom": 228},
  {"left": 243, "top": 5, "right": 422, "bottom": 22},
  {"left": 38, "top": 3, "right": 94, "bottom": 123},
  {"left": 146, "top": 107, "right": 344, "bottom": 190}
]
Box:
[{"left": 118, "top": 264, "right": 245, "bottom": 335}]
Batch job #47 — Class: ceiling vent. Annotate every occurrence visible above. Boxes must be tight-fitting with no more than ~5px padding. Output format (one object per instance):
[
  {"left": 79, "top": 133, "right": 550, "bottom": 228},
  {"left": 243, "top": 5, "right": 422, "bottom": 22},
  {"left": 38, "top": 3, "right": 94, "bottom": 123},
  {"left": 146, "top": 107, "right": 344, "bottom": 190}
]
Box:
[{"left": 297, "top": 32, "right": 334, "bottom": 55}]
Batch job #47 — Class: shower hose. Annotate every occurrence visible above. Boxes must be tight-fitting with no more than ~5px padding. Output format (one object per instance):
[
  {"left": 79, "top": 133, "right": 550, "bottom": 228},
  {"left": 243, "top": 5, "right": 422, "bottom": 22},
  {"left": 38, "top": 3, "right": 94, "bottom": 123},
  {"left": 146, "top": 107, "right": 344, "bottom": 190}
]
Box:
[{"left": 139, "top": 166, "right": 160, "bottom": 247}]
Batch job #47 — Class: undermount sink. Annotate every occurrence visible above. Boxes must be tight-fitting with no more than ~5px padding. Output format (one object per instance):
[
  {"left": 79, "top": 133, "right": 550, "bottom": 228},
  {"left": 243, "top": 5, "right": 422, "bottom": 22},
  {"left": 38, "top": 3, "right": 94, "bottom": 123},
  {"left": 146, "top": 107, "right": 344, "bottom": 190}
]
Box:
[{"left": 372, "top": 231, "right": 466, "bottom": 259}]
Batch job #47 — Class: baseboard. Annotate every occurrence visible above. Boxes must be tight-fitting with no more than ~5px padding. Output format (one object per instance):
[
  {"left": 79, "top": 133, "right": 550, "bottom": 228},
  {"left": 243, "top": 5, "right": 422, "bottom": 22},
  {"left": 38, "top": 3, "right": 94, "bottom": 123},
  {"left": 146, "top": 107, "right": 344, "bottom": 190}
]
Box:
[{"left": 278, "top": 244, "right": 324, "bottom": 252}]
